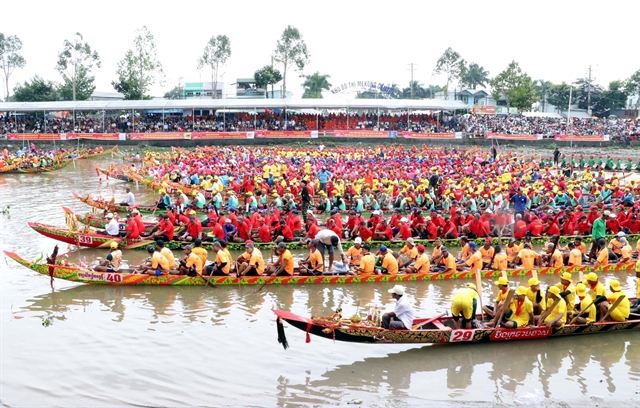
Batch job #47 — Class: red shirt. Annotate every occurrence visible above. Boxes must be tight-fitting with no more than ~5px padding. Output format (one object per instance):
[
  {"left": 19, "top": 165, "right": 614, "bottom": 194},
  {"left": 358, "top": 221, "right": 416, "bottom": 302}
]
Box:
[
  {"left": 606, "top": 218, "right": 620, "bottom": 233},
  {"left": 237, "top": 220, "right": 251, "bottom": 240},
  {"left": 289, "top": 215, "right": 302, "bottom": 231},
  {"left": 211, "top": 223, "right": 225, "bottom": 241},
  {"left": 529, "top": 220, "right": 543, "bottom": 236},
  {"left": 281, "top": 225, "right": 294, "bottom": 240},
  {"left": 329, "top": 224, "right": 342, "bottom": 236},
  {"left": 623, "top": 218, "right": 640, "bottom": 233},
  {"left": 546, "top": 223, "right": 560, "bottom": 236},
  {"left": 441, "top": 220, "right": 458, "bottom": 238},
  {"left": 161, "top": 220, "right": 175, "bottom": 240},
  {"left": 425, "top": 222, "right": 438, "bottom": 239},
  {"left": 134, "top": 215, "right": 145, "bottom": 234},
  {"left": 307, "top": 223, "right": 319, "bottom": 239},
  {"left": 258, "top": 224, "right": 271, "bottom": 242},
  {"left": 126, "top": 218, "right": 140, "bottom": 239},
  {"left": 187, "top": 221, "right": 203, "bottom": 238},
  {"left": 514, "top": 220, "right": 528, "bottom": 239},
  {"left": 470, "top": 219, "right": 488, "bottom": 237},
  {"left": 359, "top": 226, "right": 373, "bottom": 241},
  {"left": 398, "top": 224, "right": 412, "bottom": 240}
]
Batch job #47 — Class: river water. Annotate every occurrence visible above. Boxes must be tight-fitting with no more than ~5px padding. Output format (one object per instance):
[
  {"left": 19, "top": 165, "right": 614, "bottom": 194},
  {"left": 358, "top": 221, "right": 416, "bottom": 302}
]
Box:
[{"left": 1, "top": 156, "right": 639, "bottom": 407}]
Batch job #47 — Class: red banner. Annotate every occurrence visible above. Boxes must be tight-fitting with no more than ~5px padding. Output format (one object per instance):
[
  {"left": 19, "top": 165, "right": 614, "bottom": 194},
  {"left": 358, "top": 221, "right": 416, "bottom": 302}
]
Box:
[
  {"left": 486, "top": 133, "right": 542, "bottom": 141},
  {"left": 401, "top": 132, "right": 460, "bottom": 139},
  {"left": 554, "top": 134, "right": 609, "bottom": 142},
  {"left": 8, "top": 133, "right": 64, "bottom": 140},
  {"left": 334, "top": 130, "right": 391, "bottom": 138},
  {"left": 192, "top": 132, "right": 249, "bottom": 139},
  {"left": 73, "top": 133, "right": 122, "bottom": 140},
  {"left": 129, "top": 132, "right": 190, "bottom": 140},
  {"left": 255, "top": 130, "right": 315, "bottom": 138}
]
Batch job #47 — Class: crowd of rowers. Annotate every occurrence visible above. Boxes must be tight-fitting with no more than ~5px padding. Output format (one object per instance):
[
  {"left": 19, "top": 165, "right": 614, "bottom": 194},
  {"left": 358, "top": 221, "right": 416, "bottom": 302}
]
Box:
[
  {"left": 1, "top": 144, "right": 105, "bottom": 169},
  {"left": 449, "top": 271, "right": 639, "bottom": 331}
]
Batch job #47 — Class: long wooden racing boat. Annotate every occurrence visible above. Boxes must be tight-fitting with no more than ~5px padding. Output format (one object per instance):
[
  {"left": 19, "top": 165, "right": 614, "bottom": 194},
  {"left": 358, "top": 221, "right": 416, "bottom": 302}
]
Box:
[
  {"left": 272, "top": 307, "right": 640, "bottom": 346},
  {"left": 79, "top": 146, "right": 119, "bottom": 159},
  {"left": 63, "top": 206, "right": 156, "bottom": 230},
  {"left": 72, "top": 192, "right": 208, "bottom": 215},
  {"left": 0, "top": 161, "right": 20, "bottom": 173},
  {"left": 95, "top": 166, "right": 134, "bottom": 182},
  {"left": 2, "top": 158, "right": 74, "bottom": 174}
]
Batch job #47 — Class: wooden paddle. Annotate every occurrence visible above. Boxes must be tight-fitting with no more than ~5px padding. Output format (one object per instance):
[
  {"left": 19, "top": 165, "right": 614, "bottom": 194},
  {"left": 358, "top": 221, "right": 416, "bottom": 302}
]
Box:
[
  {"left": 537, "top": 293, "right": 563, "bottom": 325},
  {"left": 569, "top": 299, "right": 596, "bottom": 324},
  {"left": 474, "top": 267, "right": 484, "bottom": 320},
  {"left": 494, "top": 289, "right": 515, "bottom": 327},
  {"left": 197, "top": 267, "right": 216, "bottom": 288},
  {"left": 599, "top": 295, "right": 626, "bottom": 322}
]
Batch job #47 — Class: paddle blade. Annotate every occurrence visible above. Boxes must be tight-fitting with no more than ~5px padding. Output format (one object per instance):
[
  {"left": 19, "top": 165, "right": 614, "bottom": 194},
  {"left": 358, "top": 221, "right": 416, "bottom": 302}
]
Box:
[{"left": 276, "top": 317, "right": 289, "bottom": 350}]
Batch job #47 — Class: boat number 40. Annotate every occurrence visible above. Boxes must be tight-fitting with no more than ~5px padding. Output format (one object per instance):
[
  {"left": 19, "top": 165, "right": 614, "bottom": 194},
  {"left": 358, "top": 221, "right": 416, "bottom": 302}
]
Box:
[
  {"left": 104, "top": 273, "right": 123, "bottom": 283},
  {"left": 449, "top": 330, "right": 476, "bottom": 342},
  {"left": 77, "top": 234, "right": 93, "bottom": 245}
]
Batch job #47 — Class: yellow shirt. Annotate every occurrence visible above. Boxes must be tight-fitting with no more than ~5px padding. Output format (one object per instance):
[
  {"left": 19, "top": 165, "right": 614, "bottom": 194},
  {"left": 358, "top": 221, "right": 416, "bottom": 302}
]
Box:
[
  {"left": 585, "top": 281, "right": 607, "bottom": 301},
  {"left": 414, "top": 253, "right": 430, "bottom": 274},
  {"left": 359, "top": 254, "right": 375, "bottom": 276},
  {"left": 192, "top": 247, "right": 208, "bottom": 267},
  {"left": 550, "top": 250, "right": 563, "bottom": 268},
  {"left": 151, "top": 251, "right": 169, "bottom": 270},
  {"left": 493, "top": 253, "right": 507, "bottom": 271},
  {"left": 185, "top": 252, "right": 203, "bottom": 274},
  {"left": 346, "top": 246, "right": 364, "bottom": 265},
  {"left": 518, "top": 248, "right": 539, "bottom": 269},
  {"left": 461, "top": 243, "right": 471, "bottom": 259},
  {"left": 159, "top": 247, "right": 176, "bottom": 270},
  {"left": 431, "top": 246, "right": 442, "bottom": 259},
  {"left": 596, "top": 248, "right": 609, "bottom": 267},
  {"left": 620, "top": 244, "right": 632, "bottom": 261},
  {"left": 496, "top": 289, "right": 509, "bottom": 303},
  {"left": 544, "top": 297, "right": 567, "bottom": 327},
  {"left": 608, "top": 238, "right": 623, "bottom": 255},
  {"left": 554, "top": 282, "right": 576, "bottom": 306},
  {"left": 577, "top": 296, "right": 596, "bottom": 323},
  {"left": 526, "top": 287, "right": 546, "bottom": 310},
  {"left": 215, "top": 250, "right": 231, "bottom": 274},
  {"left": 466, "top": 251, "right": 483, "bottom": 272},
  {"left": 280, "top": 249, "right": 294, "bottom": 275},
  {"left": 223, "top": 249, "right": 232, "bottom": 265},
  {"left": 606, "top": 291, "right": 630, "bottom": 322},
  {"left": 479, "top": 246, "right": 494, "bottom": 263},
  {"left": 440, "top": 253, "right": 457, "bottom": 272},
  {"left": 506, "top": 243, "right": 523, "bottom": 262},
  {"left": 309, "top": 249, "right": 324, "bottom": 272},
  {"left": 509, "top": 298, "right": 534, "bottom": 327},
  {"left": 248, "top": 249, "right": 265, "bottom": 274},
  {"left": 381, "top": 253, "right": 398, "bottom": 276},
  {"left": 400, "top": 245, "right": 419, "bottom": 261},
  {"left": 568, "top": 248, "right": 582, "bottom": 266}
]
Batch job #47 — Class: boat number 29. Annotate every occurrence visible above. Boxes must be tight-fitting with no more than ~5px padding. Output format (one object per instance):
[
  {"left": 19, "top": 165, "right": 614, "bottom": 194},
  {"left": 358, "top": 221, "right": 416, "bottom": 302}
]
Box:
[
  {"left": 104, "top": 273, "right": 122, "bottom": 283},
  {"left": 78, "top": 234, "right": 93, "bottom": 245},
  {"left": 450, "top": 330, "right": 475, "bottom": 342}
]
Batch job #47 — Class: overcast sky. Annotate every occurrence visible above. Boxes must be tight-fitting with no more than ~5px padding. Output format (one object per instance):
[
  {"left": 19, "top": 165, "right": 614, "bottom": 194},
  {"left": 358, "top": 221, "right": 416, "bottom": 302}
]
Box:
[{"left": 2, "top": 0, "right": 639, "bottom": 99}]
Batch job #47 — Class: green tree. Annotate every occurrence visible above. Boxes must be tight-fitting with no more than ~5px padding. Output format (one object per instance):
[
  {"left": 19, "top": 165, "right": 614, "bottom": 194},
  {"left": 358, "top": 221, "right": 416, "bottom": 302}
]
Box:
[
  {"left": 460, "top": 63, "right": 489, "bottom": 90},
  {"left": 254, "top": 65, "right": 282, "bottom": 98},
  {"left": 0, "top": 33, "right": 27, "bottom": 101},
  {"left": 112, "top": 26, "right": 165, "bottom": 100},
  {"left": 59, "top": 69, "right": 96, "bottom": 101},
  {"left": 55, "top": 32, "right": 100, "bottom": 101},
  {"left": 434, "top": 47, "right": 465, "bottom": 98},
  {"left": 591, "top": 80, "right": 629, "bottom": 115},
  {"left": 533, "top": 79, "right": 553, "bottom": 112},
  {"left": 301, "top": 72, "right": 331, "bottom": 98},
  {"left": 197, "top": 35, "right": 231, "bottom": 99},
  {"left": 624, "top": 69, "right": 640, "bottom": 108},
  {"left": 402, "top": 80, "right": 427, "bottom": 99},
  {"left": 546, "top": 82, "right": 573, "bottom": 113},
  {"left": 13, "top": 75, "right": 59, "bottom": 102},
  {"left": 163, "top": 85, "right": 184, "bottom": 100},
  {"left": 489, "top": 61, "right": 538, "bottom": 110},
  {"left": 273, "top": 25, "right": 309, "bottom": 98}
]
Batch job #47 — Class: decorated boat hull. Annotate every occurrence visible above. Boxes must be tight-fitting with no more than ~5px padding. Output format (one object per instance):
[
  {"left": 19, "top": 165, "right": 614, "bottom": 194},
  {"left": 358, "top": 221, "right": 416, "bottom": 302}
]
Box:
[
  {"left": 72, "top": 191, "right": 207, "bottom": 214},
  {"left": 1, "top": 159, "right": 73, "bottom": 174},
  {"left": 272, "top": 308, "right": 640, "bottom": 346}
]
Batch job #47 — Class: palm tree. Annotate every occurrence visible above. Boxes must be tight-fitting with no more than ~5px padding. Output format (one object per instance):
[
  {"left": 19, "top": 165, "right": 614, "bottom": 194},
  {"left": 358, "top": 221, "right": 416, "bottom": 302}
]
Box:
[
  {"left": 302, "top": 72, "right": 331, "bottom": 98},
  {"left": 402, "top": 80, "right": 426, "bottom": 99},
  {"left": 533, "top": 79, "right": 554, "bottom": 112},
  {"left": 461, "top": 63, "right": 489, "bottom": 89}
]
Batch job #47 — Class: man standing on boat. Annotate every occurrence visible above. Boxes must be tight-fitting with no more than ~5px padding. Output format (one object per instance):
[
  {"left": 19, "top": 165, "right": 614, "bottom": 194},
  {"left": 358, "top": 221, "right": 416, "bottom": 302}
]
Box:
[
  {"left": 314, "top": 229, "right": 347, "bottom": 272},
  {"left": 382, "top": 285, "right": 414, "bottom": 330}
]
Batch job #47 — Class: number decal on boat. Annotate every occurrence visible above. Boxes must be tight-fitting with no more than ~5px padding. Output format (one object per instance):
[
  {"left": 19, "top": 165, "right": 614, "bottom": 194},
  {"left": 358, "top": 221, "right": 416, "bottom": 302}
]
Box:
[
  {"left": 78, "top": 234, "right": 93, "bottom": 245},
  {"left": 449, "top": 329, "right": 475, "bottom": 342},
  {"left": 104, "top": 273, "right": 123, "bottom": 283}
]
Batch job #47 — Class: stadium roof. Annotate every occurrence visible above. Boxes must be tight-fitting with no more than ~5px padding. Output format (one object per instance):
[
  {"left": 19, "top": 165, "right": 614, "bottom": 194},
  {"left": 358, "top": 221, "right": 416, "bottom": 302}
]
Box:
[{"left": 0, "top": 98, "right": 468, "bottom": 112}]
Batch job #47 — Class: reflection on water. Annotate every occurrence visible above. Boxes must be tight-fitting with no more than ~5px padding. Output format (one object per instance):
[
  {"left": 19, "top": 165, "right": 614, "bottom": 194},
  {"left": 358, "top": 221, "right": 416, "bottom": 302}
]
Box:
[{"left": 2, "top": 156, "right": 640, "bottom": 407}]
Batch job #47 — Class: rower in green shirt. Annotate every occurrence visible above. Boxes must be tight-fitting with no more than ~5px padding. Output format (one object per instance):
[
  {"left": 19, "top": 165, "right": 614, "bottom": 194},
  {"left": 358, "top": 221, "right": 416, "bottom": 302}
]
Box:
[{"left": 591, "top": 212, "right": 606, "bottom": 242}]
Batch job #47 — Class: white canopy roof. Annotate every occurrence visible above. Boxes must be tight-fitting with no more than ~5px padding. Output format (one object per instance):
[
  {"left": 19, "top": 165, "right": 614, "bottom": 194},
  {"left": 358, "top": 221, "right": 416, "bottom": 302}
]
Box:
[
  {"left": 522, "top": 111, "right": 562, "bottom": 118},
  {"left": 0, "top": 98, "right": 468, "bottom": 112}
]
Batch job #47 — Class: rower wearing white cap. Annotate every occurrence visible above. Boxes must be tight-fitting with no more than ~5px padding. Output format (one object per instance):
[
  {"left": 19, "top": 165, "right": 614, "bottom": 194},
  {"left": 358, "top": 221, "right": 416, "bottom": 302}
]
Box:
[
  {"left": 608, "top": 231, "right": 626, "bottom": 256},
  {"left": 394, "top": 217, "right": 413, "bottom": 241},
  {"left": 345, "top": 237, "right": 364, "bottom": 266},
  {"left": 381, "top": 285, "right": 415, "bottom": 330}
]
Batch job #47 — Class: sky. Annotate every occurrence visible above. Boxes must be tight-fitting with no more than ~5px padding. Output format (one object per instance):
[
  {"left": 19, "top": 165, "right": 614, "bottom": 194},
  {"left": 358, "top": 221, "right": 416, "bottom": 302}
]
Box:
[{"left": 2, "top": 0, "right": 639, "bottom": 99}]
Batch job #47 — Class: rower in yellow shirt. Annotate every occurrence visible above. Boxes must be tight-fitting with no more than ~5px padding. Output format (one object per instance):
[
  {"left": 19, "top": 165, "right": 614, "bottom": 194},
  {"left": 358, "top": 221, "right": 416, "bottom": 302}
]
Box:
[
  {"left": 492, "top": 247, "right": 508, "bottom": 271},
  {"left": 406, "top": 245, "right": 430, "bottom": 274},
  {"left": 598, "top": 280, "right": 630, "bottom": 322},
  {"left": 451, "top": 284, "right": 479, "bottom": 329},
  {"left": 357, "top": 245, "right": 376, "bottom": 277},
  {"left": 515, "top": 242, "right": 540, "bottom": 269},
  {"left": 502, "top": 286, "right": 534, "bottom": 328},
  {"left": 464, "top": 242, "right": 483, "bottom": 273},
  {"left": 567, "top": 242, "right": 582, "bottom": 266},
  {"left": 537, "top": 286, "right": 567, "bottom": 328},
  {"left": 554, "top": 272, "right": 576, "bottom": 307},
  {"left": 573, "top": 283, "right": 597, "bottom": 324},
  {"left": 526, "top": 277, "right": 546, "bottom": 314},
  {"left": 379, "top": 246, "right": 398, "bottom": 276}
]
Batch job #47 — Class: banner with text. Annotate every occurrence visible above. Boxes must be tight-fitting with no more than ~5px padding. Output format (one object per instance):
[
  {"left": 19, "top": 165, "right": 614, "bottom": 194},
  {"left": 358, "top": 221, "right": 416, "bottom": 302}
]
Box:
[
  {"left": 401, "top": 132, "right": 462, "bottom": 139},
  {"left": 8, "top": 133, "right": 67, "bottom": 141},
  {"left": 554, "top": 134, "right": 609, "bottom": 142},
  {"left": 191, "top": 132, "right": 250, "bottom": 140},
  {"left": 129, "top": 132, "right": 191, "bottom": 140},
  {"left": 486, "top": 133, "right": 543, "bottom": 141},
  {"left": 334, "top": 130, "right": 393, "bottom": 138},
  {"left": 255, "top": 130, "right": 317, "bottom": 138},
  {"left": 472, "top": 105, "right": 496, "bottom": 115}
]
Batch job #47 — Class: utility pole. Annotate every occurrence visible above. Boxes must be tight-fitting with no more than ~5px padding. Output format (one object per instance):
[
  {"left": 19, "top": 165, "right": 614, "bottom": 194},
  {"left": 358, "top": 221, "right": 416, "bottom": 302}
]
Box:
[
  {"left": 587, "top": 65, "right": 592, "bottom": 116},
  {"left": 407, "top": 63, "right": 417, "bottom": 99}
]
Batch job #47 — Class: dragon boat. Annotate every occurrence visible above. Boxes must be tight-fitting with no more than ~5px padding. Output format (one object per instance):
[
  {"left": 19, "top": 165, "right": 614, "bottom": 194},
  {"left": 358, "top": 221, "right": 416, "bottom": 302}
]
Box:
[
  {"left": 71, "top": 192, "right": 208, "bottom": 215},
  {"left": 1, "top": 158, "right": 74, "bottom": 174},
  {"left": 272, "top": 307, "right": 640, "bottom": 346},
  {"left": 0, "top": 162, "right": 20, "bottom": 173}
]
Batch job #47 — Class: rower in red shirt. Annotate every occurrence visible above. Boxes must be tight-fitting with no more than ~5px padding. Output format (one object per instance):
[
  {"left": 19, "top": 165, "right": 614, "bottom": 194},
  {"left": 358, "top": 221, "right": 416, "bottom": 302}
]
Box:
[
  {"left": 236, "top": 215, "right": 251, "bottom": 241},
  {"left": 528, "top": 217, "right": 544, "bottom": 236},
  {"left": 123, "top": 213, "right": 140, "bottom": 240},
  {"left": 357, "top": 221, "right": 374, "bottom": 241},
  {"left": 513, "top": 214, "right": 528, "bottom": 239},
  {"left": 305, "top": 218, "right": 319, "bottom": 239},
  {"left": 211, "top": 222, "right": 225, "bottom": 241},
  {"left": 545, "top": 219, "right": 560, "bottom": 236},
  {"left": 606, "top": 213, "right": 620, "bottom": 233}
]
